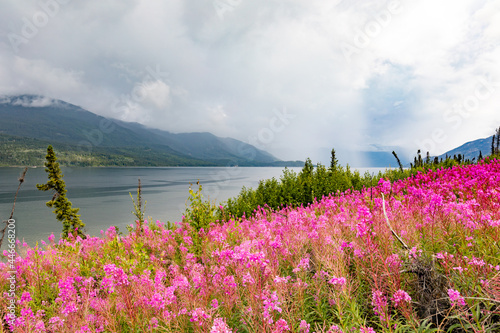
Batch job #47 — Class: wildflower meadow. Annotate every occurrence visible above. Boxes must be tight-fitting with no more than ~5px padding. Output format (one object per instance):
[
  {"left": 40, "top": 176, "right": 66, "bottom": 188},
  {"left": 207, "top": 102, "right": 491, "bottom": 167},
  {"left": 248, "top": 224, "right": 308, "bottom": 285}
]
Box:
[{"left": 1, "top": 160, "right": 500, "bottom": 332}]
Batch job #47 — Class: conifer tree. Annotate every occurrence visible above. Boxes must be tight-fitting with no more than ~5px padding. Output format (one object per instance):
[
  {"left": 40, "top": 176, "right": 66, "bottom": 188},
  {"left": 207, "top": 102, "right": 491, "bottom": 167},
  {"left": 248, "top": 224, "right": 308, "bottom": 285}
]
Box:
[
  {"left": 492, "top": 134, "right": 496, "bottom": 155},
  {"left": 330, "top": 148, "right": 338, "bottom": 170},
  {"left": 37, "top": 145, "right": 85, "bottom": 238},
  {"left": 496, "top": 127, "right": 500, "bottom": 154}
]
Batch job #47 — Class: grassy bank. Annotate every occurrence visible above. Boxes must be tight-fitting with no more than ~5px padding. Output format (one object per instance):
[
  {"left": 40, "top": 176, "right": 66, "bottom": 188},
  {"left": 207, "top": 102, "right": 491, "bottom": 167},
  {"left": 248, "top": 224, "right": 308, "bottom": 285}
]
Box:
[{"left": 1, "top": 159, "right": 500, "bottom": 332}]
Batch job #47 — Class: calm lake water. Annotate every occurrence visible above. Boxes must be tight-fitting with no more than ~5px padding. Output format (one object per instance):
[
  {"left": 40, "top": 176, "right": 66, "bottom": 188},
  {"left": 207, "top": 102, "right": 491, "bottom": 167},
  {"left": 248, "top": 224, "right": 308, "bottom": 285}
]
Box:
[{"left": 0, "top": 166, "right": 386, "bottom": 246}]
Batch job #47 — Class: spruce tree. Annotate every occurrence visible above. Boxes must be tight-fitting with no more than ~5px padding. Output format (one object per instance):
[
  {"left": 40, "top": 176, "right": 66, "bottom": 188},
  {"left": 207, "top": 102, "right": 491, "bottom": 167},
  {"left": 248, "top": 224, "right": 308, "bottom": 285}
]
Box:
[
  {"left": 492, "top": 135, "right": 496, "bottom": 155},
  {"left": 37, "top": 145, "right": 85, "bottom": 238},
  {"left": 330, "top": 148, "right": 338, "bottom": 170},
  {"left": 496, "top": 127, "right": 500, "bottom": 154}
]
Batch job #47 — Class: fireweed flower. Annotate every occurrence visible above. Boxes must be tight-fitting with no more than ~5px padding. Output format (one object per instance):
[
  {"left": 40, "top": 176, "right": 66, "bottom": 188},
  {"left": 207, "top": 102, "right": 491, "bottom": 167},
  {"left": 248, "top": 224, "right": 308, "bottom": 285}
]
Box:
[
  {"left": 242, "top": 272, "right": 255, "bottom": 286},
  {"left": 48, "top": 233, "right": 55, "bottom": 242},
  {"left": 190, "top": 308, "right": 210, "bottom": 326},
  {"left": 223, "top": 275, "right": 237, "bottom": 294},
  {"left": 328, "top": 276, "right": 346, "bottom": 287},
  {"left": 210, "top": 317, "right": 232, "bottom": 333},
  {"left": 3, "top": 162, "right": 500, "bottom": 332},
  {"left": 385, "top": 254, "right": 402, "bottom": 270},
  {"left": 262, "top": 291, "right": 282, "bottom": 324},
  {"left": 103, "top": 264, "right": 129, "bottom": 286},
  {"left": 35, "top": 320, "right": 46, "bottom": 331},
  {"left": 76, "top": 325, "right": 92, "bottom": 333},
  {"left": 371, "top": 290, "right": 388, "bottom": 321},
  {"left": 273, "top": 318, "right": 290, "bottom": 333},
  {"left": 48, "top": 317, "right": 64, "bottom": 330},
  {"left": 211, "top": 299, "right": 219, "bottom": 308},
  {"left": 408, "top": 246, "right": 422, "bottom": 260},
  {"left": 149, "top": 293, "right": 165, "bottom": 310},
  {"left": 149, "top": 317, "right": 159, "bottom": 330},
  {"left": 392, "top": 289, "right": 411, "bottom": 308},
  {"left": 55, "top": 277, "right": 79, "bottom": 315},
  {"left": 448, "top": 289, "right": 466, "bottom": 307},
  {"left": 327, "top": 325, "right": 344, "bottom": 333},
  {"left": 104, "top": 225, "right": 117, "bottom": 239},
  {"left": 299, "top": 319, "right": 310, "bottom": 333},
  {"left": 274, "top": 275, "right": 291, "bottom": 284},
  {"left": 20, "top": 291, "right": 32, "bottom": 305},
  {"left": 378, "top": 178, "right": 391, "bottom": 193}
]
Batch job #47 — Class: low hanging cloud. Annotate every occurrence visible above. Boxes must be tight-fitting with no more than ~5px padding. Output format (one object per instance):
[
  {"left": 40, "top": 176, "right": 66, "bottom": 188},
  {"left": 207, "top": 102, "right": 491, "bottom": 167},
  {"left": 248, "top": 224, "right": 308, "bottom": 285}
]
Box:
[{"left": 1, "top": 0, "right": 499, "bottom": 164}]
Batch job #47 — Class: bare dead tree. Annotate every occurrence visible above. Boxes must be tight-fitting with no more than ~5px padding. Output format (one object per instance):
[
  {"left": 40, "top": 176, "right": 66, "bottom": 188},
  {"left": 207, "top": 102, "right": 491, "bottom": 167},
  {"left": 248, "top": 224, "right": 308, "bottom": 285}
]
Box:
[{"left": 0, "top": 167, "right": 28, "bottom": 249}]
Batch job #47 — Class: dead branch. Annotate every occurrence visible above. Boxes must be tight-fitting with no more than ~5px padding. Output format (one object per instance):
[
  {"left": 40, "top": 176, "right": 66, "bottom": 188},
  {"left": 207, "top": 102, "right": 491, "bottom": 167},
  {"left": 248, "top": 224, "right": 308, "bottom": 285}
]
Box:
[
  {"left": 0, "top": 167, "right": 28, "bottom": 249},
  {"left": 381, "top": 193, "right": 409, "bottom": 250}
]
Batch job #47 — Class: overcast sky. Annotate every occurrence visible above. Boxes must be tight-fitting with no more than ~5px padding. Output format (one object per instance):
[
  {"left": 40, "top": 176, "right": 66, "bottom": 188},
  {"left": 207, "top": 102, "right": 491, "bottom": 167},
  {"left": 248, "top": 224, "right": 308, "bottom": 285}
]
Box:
[{"left": 1, "top": 0, "right": 499, "bottom": 164}]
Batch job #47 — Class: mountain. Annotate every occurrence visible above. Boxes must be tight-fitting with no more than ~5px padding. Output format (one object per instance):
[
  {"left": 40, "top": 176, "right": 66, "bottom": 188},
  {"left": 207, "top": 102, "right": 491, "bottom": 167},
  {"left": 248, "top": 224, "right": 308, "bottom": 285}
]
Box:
[
  {"left": 0, "top": 95, "right": 302, "bottom": 167},
  {"left": 438, "top": 136, "right": 492, "bottom": 161}
]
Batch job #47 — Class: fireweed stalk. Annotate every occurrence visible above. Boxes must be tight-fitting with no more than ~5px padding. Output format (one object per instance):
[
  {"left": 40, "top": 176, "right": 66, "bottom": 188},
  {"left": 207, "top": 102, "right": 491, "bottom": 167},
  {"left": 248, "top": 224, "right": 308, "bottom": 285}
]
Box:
[{"left": 1, "top": 160, "right": 500, "bottom": 332}]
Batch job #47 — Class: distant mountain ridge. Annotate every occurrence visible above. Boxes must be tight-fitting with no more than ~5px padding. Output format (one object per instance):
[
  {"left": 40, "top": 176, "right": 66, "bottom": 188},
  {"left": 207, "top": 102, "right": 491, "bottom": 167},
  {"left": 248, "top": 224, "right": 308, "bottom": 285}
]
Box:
[
  {"left": 0, "top": 95, "right": 303, "bottom": 167},
  {"left": 438, "top": 136, "right": 492, "bottom": 161}
]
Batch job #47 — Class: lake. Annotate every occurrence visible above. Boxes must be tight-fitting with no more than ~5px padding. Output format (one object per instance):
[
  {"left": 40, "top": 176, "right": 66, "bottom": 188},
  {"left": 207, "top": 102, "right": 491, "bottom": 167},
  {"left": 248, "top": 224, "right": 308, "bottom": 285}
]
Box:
[{"left": 0, "top": 166, "right": 386, "bottom": 246}]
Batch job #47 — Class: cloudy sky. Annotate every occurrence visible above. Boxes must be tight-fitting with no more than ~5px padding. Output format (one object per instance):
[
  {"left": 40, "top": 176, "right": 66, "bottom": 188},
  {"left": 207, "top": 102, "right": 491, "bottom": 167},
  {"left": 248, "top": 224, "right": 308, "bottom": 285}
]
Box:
[{"left": 1, "top": 0, "right": 499, "bottom": 164}]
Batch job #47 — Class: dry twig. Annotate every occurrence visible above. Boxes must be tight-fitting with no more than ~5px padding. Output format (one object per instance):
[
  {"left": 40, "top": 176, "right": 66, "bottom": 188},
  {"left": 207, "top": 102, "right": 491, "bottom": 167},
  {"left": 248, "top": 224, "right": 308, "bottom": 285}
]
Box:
[
  {"left": 381, "top": 193, "right": 409, "bottom": 250},
  {"left": 0, "top": 167, "right": 28, "bottom": 249}
]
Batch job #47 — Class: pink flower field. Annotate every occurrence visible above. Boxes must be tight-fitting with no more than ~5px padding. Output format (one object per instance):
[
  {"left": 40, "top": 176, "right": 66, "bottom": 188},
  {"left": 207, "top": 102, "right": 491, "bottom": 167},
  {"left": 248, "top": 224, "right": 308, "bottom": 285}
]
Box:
[{"left": 2, "top": 161, "right": 500, "bottom": 332}]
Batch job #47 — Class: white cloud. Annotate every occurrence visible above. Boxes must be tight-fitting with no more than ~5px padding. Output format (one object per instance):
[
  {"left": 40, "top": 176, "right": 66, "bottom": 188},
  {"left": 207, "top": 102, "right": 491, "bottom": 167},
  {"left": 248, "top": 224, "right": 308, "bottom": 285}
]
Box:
[{"left": 0, "top": 0, "right": 499, "bottom": 164}]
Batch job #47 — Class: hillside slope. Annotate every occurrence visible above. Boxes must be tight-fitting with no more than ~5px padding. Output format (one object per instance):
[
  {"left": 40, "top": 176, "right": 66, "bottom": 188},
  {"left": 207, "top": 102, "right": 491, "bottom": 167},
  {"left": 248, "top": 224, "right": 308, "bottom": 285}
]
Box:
[{"left": 0, "top": 95, "right": 293, "bottom": 166}]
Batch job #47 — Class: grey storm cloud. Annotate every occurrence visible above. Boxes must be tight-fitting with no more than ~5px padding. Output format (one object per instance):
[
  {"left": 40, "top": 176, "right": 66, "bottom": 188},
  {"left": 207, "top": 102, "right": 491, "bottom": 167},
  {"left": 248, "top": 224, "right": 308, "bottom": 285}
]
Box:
[{"left": 1, "top": 0, "right": 500, "bottom": 164}]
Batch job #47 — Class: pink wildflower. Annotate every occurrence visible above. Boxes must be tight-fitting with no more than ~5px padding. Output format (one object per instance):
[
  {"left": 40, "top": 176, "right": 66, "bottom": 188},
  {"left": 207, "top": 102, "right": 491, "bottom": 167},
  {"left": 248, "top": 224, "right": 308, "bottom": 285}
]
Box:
[
  {"left": 190, "top": 308, "right": 210, "bottom": 326},
  {"left": 149, "top": 317, "right": 159, "bottom": 330},
  {"left": 211, "top": 299, "right": 219, "bottom": 308},
  {"left": 76, "top": 325, "right": 92, "bottom": 333},
  {"left": 378, "top": 178, "right": 391, "bottom": 194},
  {"left": 327, "top": 325, "right": 344, "bottom": 333},
  {"left": 448, "top": 289, "right": 466, "bottom": 307},
  {"left": 104, "top": 226, "right": 116, "bottom": 239},
  {"left": 262, "top": 291, "right": 282, "bottom": 324},
  {"left": 299, "top": 319, "right": 310, "bottom": 333},
  {"left": 408, "top": 246, "right": 422, "bottom": 259},
  {"left": 210, "top": 317, "right": 232, "bottom": 333},
  {"left": 435, "top": 252, "right": 445, "bottom": 260},
  {"left": 35, "top": 320, "right": 46, "bottom": 331},
  {"left": 385, "top": 254, "right": 402, "bottom": 269},
  {"left": 223, "top": 275, "right": 237, "bottom": 294},
  {"left": 48, "top": 317, "right": 64, "bottom": 330},
  {"left": 20, "top": 291, "right": 32, "bottom": 305},
  {"left": 371, "top": 290, "right": 388, "bottom": 321},
  {"left": 149, "top": 293, "right": 165, "bottom": 310},
  {"left": 273, "top": 318, "right": 290, "bottom": 333},
  {"left": 392, "top": 289, "right": 411, "bottom": 307},
  {"left": 328, "top": 276, "right": 346, "bottom": 286}
]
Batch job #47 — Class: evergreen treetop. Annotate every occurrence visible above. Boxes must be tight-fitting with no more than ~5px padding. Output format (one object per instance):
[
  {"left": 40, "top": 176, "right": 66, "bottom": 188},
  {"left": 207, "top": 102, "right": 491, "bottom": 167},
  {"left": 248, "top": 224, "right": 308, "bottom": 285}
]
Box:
[{"left": 37, "top": 145, "right": 85, "bottom": 238}]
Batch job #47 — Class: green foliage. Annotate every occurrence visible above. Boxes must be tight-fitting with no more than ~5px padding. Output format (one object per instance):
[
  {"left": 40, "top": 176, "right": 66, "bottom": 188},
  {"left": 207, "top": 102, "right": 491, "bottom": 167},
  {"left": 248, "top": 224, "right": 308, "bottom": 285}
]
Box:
[
  {"left": 0, "top": 133, "right": 303, "bottom": 167},
  {"left": 129, "top": 178, "right": 146, "bottom": 231},
  {"left": 222, "top": 150, "right": 479, "bottom": 220},
  {"left": 36, "top": 145, "right": 85, "bottom": 238},
  {"left": 0, "top": 133, "right": 218, "bottom": 167},
  {"left": 182, "top": 181, "right": 223, "bottom": 255},
  {"left": 183, "top": 181, "right": 220, "bottom": 232}
]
